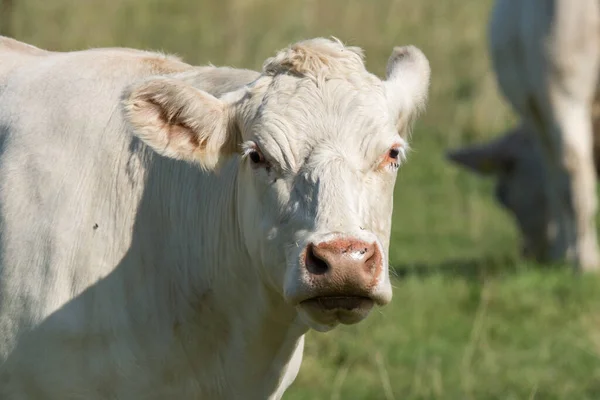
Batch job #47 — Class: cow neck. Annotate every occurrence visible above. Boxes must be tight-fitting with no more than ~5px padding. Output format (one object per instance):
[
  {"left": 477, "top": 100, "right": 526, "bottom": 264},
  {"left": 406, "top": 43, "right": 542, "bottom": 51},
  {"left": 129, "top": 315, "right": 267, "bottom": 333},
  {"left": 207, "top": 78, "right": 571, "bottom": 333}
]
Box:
[{"left": 118, "top": 154, "right": 305, "bottom": 392}]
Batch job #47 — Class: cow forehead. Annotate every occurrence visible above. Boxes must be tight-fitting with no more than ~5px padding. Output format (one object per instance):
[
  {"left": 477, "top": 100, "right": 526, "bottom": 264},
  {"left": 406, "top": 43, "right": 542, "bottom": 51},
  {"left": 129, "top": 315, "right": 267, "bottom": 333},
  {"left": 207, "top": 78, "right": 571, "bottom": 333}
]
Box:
[
  {"left": 242, "top": 74, "right": 397, "bottom": 168},
  {"left": 258, "top": 72, "right": 388, "bottom": 121}
]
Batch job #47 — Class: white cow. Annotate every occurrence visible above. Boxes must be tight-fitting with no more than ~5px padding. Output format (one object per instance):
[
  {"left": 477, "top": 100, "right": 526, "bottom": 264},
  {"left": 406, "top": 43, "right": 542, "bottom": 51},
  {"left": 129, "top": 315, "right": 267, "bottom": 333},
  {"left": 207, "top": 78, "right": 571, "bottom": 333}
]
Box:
[
  {"left": 0, "top": 37, "right": 430, "bottom": 398},
  {"left": 447, "top": 0, "right": 600, "bottom": 272}
]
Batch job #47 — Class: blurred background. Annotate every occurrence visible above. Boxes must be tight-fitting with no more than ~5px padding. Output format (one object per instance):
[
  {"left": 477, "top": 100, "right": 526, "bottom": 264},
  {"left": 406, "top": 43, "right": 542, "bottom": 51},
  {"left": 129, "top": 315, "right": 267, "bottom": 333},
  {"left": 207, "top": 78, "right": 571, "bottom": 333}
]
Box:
[{"left": 2, "top": 0, "right": 600, "bottom": 398}]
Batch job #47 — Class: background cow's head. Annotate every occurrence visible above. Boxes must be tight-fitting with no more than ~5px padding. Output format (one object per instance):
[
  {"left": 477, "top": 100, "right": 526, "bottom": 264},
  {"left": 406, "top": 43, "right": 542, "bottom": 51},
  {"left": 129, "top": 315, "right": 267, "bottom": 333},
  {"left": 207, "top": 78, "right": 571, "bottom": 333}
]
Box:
[
  {"left": 123, "top": 38, "right": 430, "bottom": 331},
  {"left": 447, "top": 125, "right": 553, "bottom": 260}
]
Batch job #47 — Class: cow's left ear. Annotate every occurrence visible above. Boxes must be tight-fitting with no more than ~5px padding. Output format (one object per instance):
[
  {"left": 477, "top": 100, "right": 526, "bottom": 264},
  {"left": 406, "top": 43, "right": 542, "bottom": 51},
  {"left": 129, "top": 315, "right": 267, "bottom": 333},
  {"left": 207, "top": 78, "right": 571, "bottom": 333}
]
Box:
[
  {"left": 122, "top": 77, "right": 240, "bottom": 170},
  {"left": 383, "top": 46, "right": 431, "bottom": 138}
]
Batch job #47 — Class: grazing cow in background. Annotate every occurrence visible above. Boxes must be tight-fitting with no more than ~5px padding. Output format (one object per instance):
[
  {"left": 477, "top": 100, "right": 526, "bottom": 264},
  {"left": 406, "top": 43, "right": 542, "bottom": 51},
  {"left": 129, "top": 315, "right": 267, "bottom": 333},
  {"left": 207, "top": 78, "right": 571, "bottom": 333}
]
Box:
[
  {"left": 0, "top": 36, "right": 430, "bottom": 399},
  {"left": 447, "top": 0, "right": 600, "bottom": 272}
]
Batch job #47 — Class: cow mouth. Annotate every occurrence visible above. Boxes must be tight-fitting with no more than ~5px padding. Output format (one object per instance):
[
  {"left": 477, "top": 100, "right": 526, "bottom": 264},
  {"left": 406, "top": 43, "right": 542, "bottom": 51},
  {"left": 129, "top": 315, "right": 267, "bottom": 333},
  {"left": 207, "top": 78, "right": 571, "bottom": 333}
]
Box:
[{"left": 299, "top": 296, "right": 374, "bottom": 325}]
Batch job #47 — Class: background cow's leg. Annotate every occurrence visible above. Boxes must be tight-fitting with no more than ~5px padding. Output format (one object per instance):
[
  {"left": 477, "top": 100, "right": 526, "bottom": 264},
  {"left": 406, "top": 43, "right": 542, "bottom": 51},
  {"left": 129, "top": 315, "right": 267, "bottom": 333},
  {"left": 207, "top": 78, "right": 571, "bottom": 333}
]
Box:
[
  {"left": 591, "top": 90, "right": 600, "bottom": 176},
  {"left": 559, "top": 101, "right": 600, "bottom": 272},
  {"left": 528, "top": 94, "right": 600, "bottom": 271}
]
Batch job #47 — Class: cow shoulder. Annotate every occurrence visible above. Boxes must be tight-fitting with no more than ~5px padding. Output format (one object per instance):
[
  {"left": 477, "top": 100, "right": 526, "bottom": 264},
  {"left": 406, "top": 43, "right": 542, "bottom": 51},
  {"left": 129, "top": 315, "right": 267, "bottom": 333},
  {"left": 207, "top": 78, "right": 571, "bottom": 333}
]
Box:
[
  {"left": 0, "top": 36, "right": 50, "bottom": 78},
  {"left": 0, "top": 36, "right": 47, "bottom": 56},
  {"left": 0, "top": 45, "right": 196, "bottom": 322}
]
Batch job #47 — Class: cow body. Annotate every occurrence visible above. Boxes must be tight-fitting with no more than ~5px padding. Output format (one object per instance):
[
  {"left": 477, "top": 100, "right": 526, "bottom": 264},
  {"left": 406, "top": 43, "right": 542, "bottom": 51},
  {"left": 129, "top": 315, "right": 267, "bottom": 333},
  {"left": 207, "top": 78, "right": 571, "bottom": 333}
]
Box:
[
  {"left": 448, "top": 0, "right": 600, "bottom": 271},
  {"left": 0, "top": 42, "right": 297, "bottom": 399},
  {"left": 0, "top": 37, "right": 430, "bottom": 398}
]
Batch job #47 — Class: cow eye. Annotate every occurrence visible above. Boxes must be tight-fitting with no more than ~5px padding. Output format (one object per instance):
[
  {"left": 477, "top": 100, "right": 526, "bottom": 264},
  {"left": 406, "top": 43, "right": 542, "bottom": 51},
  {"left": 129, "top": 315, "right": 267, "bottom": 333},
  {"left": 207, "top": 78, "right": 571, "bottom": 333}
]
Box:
[
  {"left": 379, "top": 144, "right": 404, "bottom": 171},
  {"left": 245, "top": 145, "right": 269, "bottom": 170},
  {"left": 249, "top": 149, "right": 264, "bottom": 164},
  {"left": 243, "top": 142, "right": 271, "bottom": 171},
  {"left": 389, "top": 148, "right": 400, "bottom": 160}
]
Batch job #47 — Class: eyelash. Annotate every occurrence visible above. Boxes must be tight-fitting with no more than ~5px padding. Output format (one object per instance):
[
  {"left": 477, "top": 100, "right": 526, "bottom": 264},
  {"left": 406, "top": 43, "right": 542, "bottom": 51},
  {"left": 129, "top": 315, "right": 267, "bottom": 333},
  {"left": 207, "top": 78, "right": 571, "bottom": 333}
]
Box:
[
  {"left": 248, "top": 149, "right": 264, "bottom": 165},
  {"left": 243, "top": 143, "right": 271, "bottom": 172},
  {"left": 385, "top": 146, "right": 405, "bottom": 170}
]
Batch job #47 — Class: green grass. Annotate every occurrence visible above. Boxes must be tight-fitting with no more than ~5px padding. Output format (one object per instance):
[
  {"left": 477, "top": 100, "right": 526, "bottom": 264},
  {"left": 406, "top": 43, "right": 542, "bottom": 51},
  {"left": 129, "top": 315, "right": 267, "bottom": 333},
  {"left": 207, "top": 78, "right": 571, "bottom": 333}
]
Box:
[
  {"left": 5, "top": 0, "right": 600, "bottom": 398},
  {"left": 293, "top": 269, "right": 600, "bottom": 400}
]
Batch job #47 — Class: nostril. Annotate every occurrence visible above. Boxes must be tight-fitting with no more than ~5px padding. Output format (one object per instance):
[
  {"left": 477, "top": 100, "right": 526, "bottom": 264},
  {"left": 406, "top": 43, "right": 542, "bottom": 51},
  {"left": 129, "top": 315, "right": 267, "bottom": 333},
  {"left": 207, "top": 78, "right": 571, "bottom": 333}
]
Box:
[
  {"left": 362, "top": 243, "right": 380, "bottom": 273},
  {"left": 361, "top": 243, "right": 375, "bottom": 259},
  {"left": 305, "top": 244, "right": 329, "bottom": 275}
]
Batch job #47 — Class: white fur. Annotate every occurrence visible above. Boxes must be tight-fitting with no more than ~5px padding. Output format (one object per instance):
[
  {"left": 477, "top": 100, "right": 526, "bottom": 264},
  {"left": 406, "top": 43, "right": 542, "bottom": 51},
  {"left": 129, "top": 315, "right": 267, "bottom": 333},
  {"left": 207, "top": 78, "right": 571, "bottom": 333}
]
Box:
[{"left": 0, "top": 36, "right": 430, "bottom": 398}]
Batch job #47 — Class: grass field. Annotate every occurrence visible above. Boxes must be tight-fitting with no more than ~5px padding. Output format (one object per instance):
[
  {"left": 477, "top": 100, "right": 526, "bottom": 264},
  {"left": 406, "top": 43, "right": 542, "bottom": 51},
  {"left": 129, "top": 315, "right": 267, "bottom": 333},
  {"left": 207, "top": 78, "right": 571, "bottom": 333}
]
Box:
[{"left": 5, "top": 0, "right": 600, "bottom": 398}]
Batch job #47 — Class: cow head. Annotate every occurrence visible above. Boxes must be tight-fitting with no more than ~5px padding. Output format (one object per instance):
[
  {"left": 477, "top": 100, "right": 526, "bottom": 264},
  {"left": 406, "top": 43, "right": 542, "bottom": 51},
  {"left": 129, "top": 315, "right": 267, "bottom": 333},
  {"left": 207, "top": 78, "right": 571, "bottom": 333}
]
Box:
[
  {"left": 447, "top": 125, "right": 552, "bottom": 259},
  {"left": 123, "top": 38, "right": 430, "bottom": 331}
]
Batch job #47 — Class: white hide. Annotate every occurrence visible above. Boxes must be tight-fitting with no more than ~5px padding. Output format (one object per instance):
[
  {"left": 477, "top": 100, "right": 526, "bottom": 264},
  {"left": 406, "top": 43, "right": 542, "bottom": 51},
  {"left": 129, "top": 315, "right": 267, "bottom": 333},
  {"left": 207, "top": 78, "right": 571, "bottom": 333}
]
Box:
[{"left": 0, "top": 36, "right": 430, "bottom": 398}]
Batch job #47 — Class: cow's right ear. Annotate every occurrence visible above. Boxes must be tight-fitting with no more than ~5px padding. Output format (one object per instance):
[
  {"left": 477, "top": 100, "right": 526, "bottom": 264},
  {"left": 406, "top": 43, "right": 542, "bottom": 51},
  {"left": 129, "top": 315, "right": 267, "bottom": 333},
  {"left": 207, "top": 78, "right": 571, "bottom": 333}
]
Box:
[{"left": 122, "top": 77, "right": 239, "bottom": 170}]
